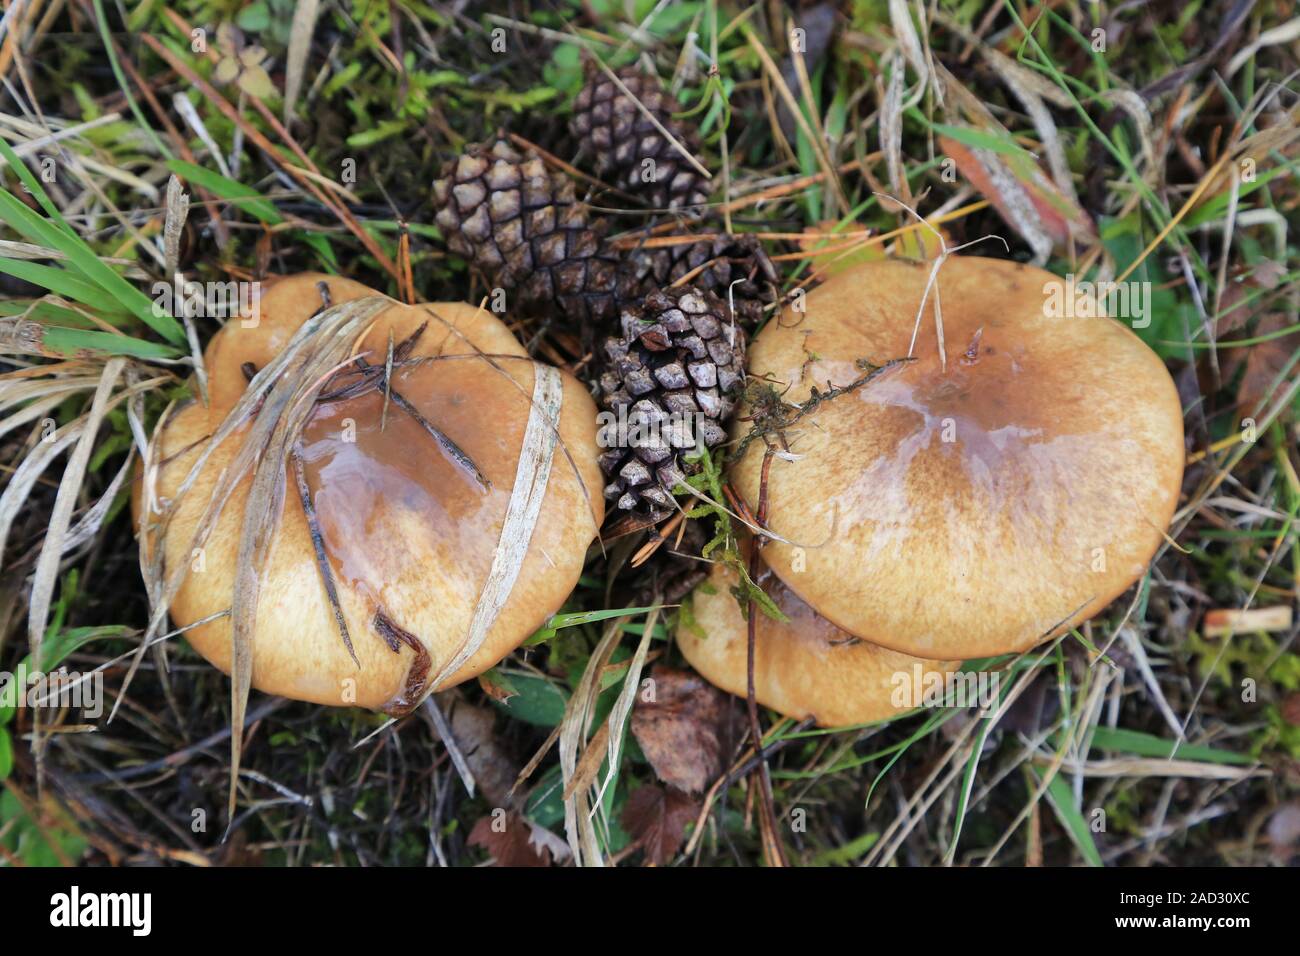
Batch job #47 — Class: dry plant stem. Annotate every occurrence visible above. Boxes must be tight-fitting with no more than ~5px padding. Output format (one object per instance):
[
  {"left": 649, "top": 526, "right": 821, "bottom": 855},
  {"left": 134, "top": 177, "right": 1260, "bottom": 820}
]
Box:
[
  {"left": 383, "top": 387, "right": 490, "bottom": 491},
  {"left": 734, "top": 359, "right": 903, "bottom": 462},
  {"left": 290, "top": 446, "right": 357, "bottom": 666},
  {"left": 681, "top": 715, "right": 814, "bottom": 861},
  {"left": 743, "top": 25, "right": 847, "bottom": 214},
  {"left": 746, "top": 445, "right": 787, "bottom": 867}
]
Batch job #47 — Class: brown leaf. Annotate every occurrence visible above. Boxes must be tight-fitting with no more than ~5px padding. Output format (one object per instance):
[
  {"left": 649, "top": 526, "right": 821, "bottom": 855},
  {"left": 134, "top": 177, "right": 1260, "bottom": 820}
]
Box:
[
  {"left": 938, "top": 132, "right": 1094, "bottom": 264},
  {"left": 621, "top": 785, "right": 700, "bottom": 866},
  {"left": 1281, "top": 693, "right": 1300, "bottom": 728},
  {"left": 447, "top": 698, "right": 519, "bottom": 810},
  {"left": 630, "top": 666, "right": 734, "bottom": 794},
  {"left": 1251, "top": 259, "right": 1286, "bottom": 290},
  {"left": 1237, "top": 312, "right": 1300, "bottom": 416},
  {"left": 1213, "top": 277, "right": 1254, "bottom": 337},
  {"left": 476, "top": 670, "right": 516, "bottom": 705},
  {"left": 468, "top": 812, "right": 553, "bottom": 867}
]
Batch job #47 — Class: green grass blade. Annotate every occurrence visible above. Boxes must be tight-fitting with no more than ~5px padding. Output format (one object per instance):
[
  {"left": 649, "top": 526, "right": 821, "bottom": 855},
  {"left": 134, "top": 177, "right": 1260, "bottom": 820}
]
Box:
[
  {"left": 167, "top": 160, "right": 284, "bottom": 224},
  {"left": 1035, "top": 768, "right": 1103, "bottom": 866},
  {"left": 38, "top": 326, "right": 180, "bottom": 359},
  {"left": 0, "top": 135, "right": 70, "bottom": 226},
  {"left": 1090, "top": 727, "right": 1253, "bottom": 766},
  {"left": 0, "top": 259, "right": 131, "bottom": 314},
  {"left": 0, "top": 189, "right": 184, "bottom": 344}
]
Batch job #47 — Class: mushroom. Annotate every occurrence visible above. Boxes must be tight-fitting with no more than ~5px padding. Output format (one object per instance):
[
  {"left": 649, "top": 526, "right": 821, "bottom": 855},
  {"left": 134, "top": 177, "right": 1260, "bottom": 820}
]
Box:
[
  {"left": 730, "top": 256, "right": 1184, "bottom": 660},
  {"left": 135, "top": 273, "right": 604, "bottom": 713},
  {"left": 677, "top": 549, "right": 959, "bottom": 727}
]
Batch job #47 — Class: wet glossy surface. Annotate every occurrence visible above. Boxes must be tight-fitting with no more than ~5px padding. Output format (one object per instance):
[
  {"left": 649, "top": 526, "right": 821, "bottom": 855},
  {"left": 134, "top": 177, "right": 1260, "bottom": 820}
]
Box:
[
  {"left": 786, "top": 319, "right": 1138, "bottom": 567},
  {"left": 296, "top": 361, "right": 509, "bottom": 624}
]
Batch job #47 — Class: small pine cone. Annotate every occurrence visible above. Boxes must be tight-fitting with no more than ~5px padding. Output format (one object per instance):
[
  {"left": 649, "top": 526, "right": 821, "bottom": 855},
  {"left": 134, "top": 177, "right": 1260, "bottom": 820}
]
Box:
[
  {"left": 624, "top": 234, "right": 779, "bottom": 327},
  {"left": 571, "top": 65, "right": 711, "bottom": 215},
  {"left": 597, "top": 286, "right": 745, "bottom": 518},
  {"left": 432, "top": 138, "right": 635, "bottom": 326}
]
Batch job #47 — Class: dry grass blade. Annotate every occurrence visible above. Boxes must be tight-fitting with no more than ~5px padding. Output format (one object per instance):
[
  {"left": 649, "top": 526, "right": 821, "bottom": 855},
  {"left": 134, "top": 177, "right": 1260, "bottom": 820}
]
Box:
[
  {"left": 743, "top": 25, "right": 846, "bottom": 215},
  {"left": 1226, "top": 16, "right": 1300, "bottom": 77},
  {"left": 24, "top": 357, "right": 123, "bottom": 658},
  {"left": 111, "top": 297, "right": 390, "bottom": 824},
  {"left": 559, "top": 620, "right": 623, "bottom": 866},
  {"left": 283, "top": 0, "right": 322, "bottom": 124},
  {"left": 983, "top": 55, "right": 1074, "bottom": 200},
  {"left": 880, "top": 53, "right": 909, "bottom": 205},
  {"left": 22, "top": 355, "right": 123, "bottom": 789},
  {"left": 0, "top": 371, "right": 164, "bottom": 564},
  {"left": 0, "top": 373, "right": 99, "bottom": 437},
  {"left": 889, "top": 0, "right": 929, "bottom": 86},
  {"left": 163, "top": 175, "right": 207, "bottom": 404},
  {"left": 1046, "top": 758, "right": 1268, "bottom": 781},
  {"left": 61, "top": 452, "right": 133, "bottom": 555},
  {"left": 592, "top": 606, "right": 660, "bottom": 810},
  {"left": 425, "top": 364, "right": 563, "bottom": 694},
  {"left": 221, "top": 299, "right": 394, "bottom": 826}
]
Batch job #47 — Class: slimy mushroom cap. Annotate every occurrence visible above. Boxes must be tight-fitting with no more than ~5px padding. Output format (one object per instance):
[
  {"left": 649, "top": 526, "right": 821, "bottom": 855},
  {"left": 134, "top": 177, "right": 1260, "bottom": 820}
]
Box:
[
  {"left": 136, "top": 274, "right": 604, "bottom": 711},
  {"left": 731, "top": 256, "right": 1184, "bottom": 659},
  {"left": 678, "top": 554, "right": 960, "bottom": 727}
]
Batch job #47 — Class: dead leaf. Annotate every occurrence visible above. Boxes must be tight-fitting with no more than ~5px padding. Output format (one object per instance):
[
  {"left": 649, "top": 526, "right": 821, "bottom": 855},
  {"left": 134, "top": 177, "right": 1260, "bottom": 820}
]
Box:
[
  {"left": 630, "top": 666, "right": 734, "bottom": 794},
  {"left": 938, "top": 133, "right": 1091, "bottom": 264},
  {"left": 469, "top": 812, "right": 553, "bottom": 867},
  {"left": 1281, "top": 693, "right": 1300, "bottom": 728},
  {"left": 797, "top": 221, "right": 883, "bottom": 278},
  {"left": 1237, "top": 313, "right": 1300, "bottom": 416},
  {"left": 1251, "top": 259, "right": 1287, "bottom": 290},
  {"left": 447, "top": 698, "right": 519, "bottom": 811},
  {"left": 931, "top": 62, "right": 1093, "bottom": 263},
  {"left": 621, "top": 785, "right": 700, "bottom": 866},
  {"left": 477, "top": 670, "right": 516, "bottom": 705}
]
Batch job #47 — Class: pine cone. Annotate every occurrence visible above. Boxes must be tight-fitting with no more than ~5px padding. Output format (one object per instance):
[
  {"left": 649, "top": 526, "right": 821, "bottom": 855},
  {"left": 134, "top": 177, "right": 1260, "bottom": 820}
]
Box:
[
  {"left": 597, "top": 287, "right": 745, "bottom": 517},
  {"left": 625, "top": 234, "right": 779, "bottom": 326},
  {"left": 571, "top": 65, "right": 711, "bottom": 215},
  {"left": 432, "top": 138, "right": 634, "bottom": 326}
]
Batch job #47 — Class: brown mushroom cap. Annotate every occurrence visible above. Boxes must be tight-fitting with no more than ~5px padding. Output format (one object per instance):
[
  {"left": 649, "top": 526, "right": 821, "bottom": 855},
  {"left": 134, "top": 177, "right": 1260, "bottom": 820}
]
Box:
[
  {"left": 732, "top": 256, "right": 1184, "bottom": 660},
  {"left": 677, "top": 554, "right": 960, "bottom": 727},
  {"left": 136, "top": 274, "right": 604, "bottom": 711}
]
